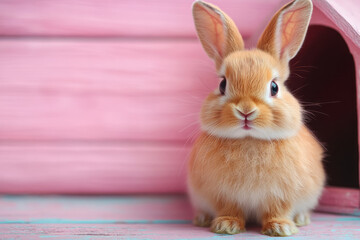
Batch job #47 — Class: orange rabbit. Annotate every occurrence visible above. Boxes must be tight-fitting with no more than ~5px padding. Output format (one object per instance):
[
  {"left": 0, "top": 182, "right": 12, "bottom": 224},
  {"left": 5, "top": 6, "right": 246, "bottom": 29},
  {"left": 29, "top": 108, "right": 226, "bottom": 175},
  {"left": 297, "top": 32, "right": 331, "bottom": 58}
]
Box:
[{"left": 188, "top": 0, "right": 325, "bottom": 236}]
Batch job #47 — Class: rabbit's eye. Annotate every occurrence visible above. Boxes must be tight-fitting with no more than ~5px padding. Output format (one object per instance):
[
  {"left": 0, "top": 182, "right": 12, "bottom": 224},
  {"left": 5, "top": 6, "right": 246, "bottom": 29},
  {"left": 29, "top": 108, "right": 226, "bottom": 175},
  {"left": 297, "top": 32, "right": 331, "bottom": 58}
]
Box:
[
  {"left": 219, "top": 77, "right": 226, "bottom": 95},
  {"left": 271, "top": 81, "right": 278, "bottom": 96}
]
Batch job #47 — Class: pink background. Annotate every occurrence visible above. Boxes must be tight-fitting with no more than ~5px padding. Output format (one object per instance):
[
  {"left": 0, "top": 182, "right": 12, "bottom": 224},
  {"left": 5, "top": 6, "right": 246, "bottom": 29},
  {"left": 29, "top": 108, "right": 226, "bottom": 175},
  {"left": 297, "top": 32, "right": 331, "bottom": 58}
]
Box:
[{"left": 0, "top": 0, "right": 359, "bottom": 213}]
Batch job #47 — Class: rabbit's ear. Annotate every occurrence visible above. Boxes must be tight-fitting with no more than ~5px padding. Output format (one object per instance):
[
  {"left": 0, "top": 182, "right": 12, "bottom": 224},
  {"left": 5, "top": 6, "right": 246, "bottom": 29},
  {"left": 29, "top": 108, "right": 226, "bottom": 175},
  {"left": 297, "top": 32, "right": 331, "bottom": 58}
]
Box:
[
  {"left": 257, "top": 0, "right": 312, "bottom": 62},
  {"left": 192, "top": 1, "right": 244, "bottom": 69}
]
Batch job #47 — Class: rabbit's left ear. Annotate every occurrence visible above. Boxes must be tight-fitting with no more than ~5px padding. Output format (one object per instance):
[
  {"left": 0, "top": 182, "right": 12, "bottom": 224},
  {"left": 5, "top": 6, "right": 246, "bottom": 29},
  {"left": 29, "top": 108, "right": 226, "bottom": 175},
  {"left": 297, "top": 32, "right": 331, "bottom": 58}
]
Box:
[
  {"left": 192, "top": 1, "right": 244, "bottom": 70},
  {"left": 257, "top": 0, "right": 313, "bottom": 63}
]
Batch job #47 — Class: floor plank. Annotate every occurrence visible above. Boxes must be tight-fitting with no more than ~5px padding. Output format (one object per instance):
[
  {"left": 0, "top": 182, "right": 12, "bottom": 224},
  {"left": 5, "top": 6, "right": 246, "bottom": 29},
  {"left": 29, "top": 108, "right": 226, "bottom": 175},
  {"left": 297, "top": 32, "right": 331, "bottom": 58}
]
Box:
[
  {"left": 0, "top": 195, "right": 359, "bottom": 239},
  {"left": 0, "top": 195, "right": 192, "bottom": 222}
]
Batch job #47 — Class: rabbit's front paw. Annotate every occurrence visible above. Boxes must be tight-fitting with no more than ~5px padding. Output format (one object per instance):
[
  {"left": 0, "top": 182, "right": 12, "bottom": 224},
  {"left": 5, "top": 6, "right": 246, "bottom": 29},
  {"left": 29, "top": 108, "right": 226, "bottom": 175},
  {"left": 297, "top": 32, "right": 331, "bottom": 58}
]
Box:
[
  {"left": 193, "top": 212, "right": 212, "bottom": 227},
  {"left": 294, "top": 212, "right": 311, "bottom": 227},
  {"left": 262, "top": 218, "right": 298, "bottom": 236},
  {"left": 211, "top": 216, "right": 245, "bottom": 235}
]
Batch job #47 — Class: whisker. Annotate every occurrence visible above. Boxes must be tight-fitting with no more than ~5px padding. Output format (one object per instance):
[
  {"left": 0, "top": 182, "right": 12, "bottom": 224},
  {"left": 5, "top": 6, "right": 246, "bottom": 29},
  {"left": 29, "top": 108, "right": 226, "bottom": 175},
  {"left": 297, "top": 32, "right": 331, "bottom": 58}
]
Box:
[
  {"left": 291, "top": 72, "right": 305, "bottom": 79},
  {"left": 176, "top": 122, "right": 202, "bottom": 176},
  {"left": 290, "top": 84, "right": 309, "bottom": 94},
  {"left": 305, "top": 109, "right": 329, "bottom": 117},
  {"left": 180, "top": 112, "right": 200, "bottom": 119},
  {"left": 300, "top": 100, "right": 341, "bottom": 107},
  {"left": 178, "top": 120, "right": 200, "bottom": 133},
  {"left": 310, "top": 110, "right": 329, "bottom": 117},
  {"left": 292, "top": 65, "right": 317, "bottom": 70}
]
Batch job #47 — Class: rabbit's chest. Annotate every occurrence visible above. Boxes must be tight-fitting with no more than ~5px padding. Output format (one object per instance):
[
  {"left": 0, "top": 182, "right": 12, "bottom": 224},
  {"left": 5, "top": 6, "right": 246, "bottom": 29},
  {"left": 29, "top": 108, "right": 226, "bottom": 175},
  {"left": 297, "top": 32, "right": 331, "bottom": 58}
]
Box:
[
  {"left": 222, "top": 143, "right": 278, "bottom": 178},
  {"left": 221, "top": 151, "right": 280, "bottom": 188},
  {"left": 211, "top": 143, "right": 296, "bottom": 202}
]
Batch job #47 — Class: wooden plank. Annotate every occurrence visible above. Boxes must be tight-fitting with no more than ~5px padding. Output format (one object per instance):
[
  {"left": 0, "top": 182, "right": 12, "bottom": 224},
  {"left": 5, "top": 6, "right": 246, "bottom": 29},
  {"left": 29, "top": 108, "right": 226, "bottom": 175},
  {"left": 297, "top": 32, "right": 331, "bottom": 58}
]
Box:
[
  {"left": 0, "top": 195, "right": 359, "bottom": 239},
  {"left": 0, "top": 142, "right": 190, "bottom": 194},
  {"left": 313, "top": 0, "right": 360, "bottom": 48},
  {"left": 0, "top": 40, "right": 213, "bottom": 141},
  {"left": 0, "top": 141, "right": 358, "bottom": 202},
  {"left": 317, "top": 205, "right": 360, "bottom": 216},
  {"left": 0, "top": 0, "right": 285, "bottom": 38},
  {"left": 0, "top": 194, "right": 357, "bottom": 223},
  {"left": 1, "top": 218, "right": 360, "bottom": 240},
  {"left": 0, "top": 195, "right": 192, "bottom": 222},
  {"left": 319, "top": 187, "right": 360, "bottom": 209}
]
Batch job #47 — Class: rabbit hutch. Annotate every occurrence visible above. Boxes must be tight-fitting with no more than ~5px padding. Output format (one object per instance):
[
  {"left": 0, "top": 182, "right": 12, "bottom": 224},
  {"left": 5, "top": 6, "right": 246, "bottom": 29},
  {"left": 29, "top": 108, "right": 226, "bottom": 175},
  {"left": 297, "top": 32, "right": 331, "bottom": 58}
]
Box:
[
  {"left": 289, "top": 0, "right": 360, "bottom": 215},
  {"left": 0, "top": 0, "right": 359, "bottom": 238}
]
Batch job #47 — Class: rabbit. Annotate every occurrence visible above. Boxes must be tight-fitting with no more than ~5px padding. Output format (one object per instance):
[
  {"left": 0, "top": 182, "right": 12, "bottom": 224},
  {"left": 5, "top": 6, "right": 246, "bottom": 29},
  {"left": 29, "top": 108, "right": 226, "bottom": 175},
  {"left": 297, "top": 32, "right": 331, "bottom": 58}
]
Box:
[{"left": 187, "top": 0, "right": 326, "bottom": 236}]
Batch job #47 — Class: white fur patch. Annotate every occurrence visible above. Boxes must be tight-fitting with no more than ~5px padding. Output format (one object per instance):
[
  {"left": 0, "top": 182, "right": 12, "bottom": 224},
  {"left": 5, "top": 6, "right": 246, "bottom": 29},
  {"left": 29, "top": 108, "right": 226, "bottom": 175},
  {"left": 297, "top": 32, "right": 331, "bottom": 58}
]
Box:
[
  {"left": 218, "top": 62, "right": 227, "bottom": 77},
  {"left": 201, "top": 124, "right": 299, "bottom": 140},
  {"left": 233, "top": 106, "right": 258, "bottom": 121}
]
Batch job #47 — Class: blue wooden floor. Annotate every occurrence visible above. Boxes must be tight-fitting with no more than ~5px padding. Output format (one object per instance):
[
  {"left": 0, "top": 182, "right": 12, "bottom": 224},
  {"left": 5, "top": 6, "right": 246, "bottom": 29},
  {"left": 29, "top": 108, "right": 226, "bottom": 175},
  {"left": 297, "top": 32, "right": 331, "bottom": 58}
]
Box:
[{"left": 0, "top": 195, "right": 359, "bottom": 239}]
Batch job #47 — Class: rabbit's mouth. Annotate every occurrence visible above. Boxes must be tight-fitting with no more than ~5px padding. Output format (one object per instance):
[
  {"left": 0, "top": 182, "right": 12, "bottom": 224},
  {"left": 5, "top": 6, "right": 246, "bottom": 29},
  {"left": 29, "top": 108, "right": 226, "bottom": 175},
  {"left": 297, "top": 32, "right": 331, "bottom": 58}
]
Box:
[
  {"left": 242, "top": 125, "right": 251, "bottom": 130},
  {"left": 242, "top": 119, "right": 252, "bottom": 130}
]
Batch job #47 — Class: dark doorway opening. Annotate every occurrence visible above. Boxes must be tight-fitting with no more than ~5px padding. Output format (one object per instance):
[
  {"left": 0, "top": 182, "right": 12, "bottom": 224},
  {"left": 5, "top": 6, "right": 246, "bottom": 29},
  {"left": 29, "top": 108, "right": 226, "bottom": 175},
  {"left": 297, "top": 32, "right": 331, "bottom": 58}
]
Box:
[{"left": 287, "top": 25, "right": 359, "bottom": 188}]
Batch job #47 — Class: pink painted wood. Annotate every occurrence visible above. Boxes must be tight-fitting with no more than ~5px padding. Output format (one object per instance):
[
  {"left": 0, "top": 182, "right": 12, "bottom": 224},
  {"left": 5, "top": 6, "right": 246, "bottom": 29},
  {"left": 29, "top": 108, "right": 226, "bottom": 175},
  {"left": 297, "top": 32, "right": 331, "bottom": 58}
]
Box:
[
  {"left": 319, "top": 187, "right": 359, "bottom": 208},
  {"left": 2, "top": 220, "right": 360, "bottom": 240},
  {"left": 0, "top": 195, "right": 193, "bottom": 222},
  {"left": 0, "top": 195, "right": 359, "bottom": 239},
  {"left": 0, "top": 0, "right": 285, "bottom": 38},
  {"left": 0, "top": 0, "right": 359, "bottom": 216},
  {"left": 0, "top": 142, "right": 189, "bottom": 194},
  {"left": 313, "top": 0, "right": 360, "bottom": 48},
  {"left": 0, "top": 40, "right": 213, "bottom": 141},
  {"left": 0, "top": 140, "right": 358, "bottom": 211},
  {"left": 310, "top": 4, "right": 360, "bottom": 213}
]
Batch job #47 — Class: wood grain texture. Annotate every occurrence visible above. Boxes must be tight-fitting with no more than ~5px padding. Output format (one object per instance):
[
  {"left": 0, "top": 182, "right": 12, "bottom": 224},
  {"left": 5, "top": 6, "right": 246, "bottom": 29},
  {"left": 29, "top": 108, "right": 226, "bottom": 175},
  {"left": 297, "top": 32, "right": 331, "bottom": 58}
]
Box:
[
  {"left": 0, "top": 195, "right": 192, "bottom": 222},
  {"left": 0, "top": 40, "right": 214, "bottom": 141},
  {"left": 317, "top": 205, "right": 360, "bottom": 217},
  {"left": 0, "top": 142, "right": 190, "bottom": 194},
  {"left": 313, "top": 0, "right": 360, "bottom": 48},
  {"left": 0, "top": 0, "right": 285, "bottom": 38},
  {"left": 319, "top": 187, "right": 359, "bottom": 208},
  {"left": 0, "top": 0, "right": 359, "bottom": 213},
  {"left": 1, "top": 220, "right": 360, "bottom": 240},
  {"left": 0, "top": 195, "right": 359, "bottom": 239},
  {"left": 0, "top": 140, "right": 357, "bottom": 209}
]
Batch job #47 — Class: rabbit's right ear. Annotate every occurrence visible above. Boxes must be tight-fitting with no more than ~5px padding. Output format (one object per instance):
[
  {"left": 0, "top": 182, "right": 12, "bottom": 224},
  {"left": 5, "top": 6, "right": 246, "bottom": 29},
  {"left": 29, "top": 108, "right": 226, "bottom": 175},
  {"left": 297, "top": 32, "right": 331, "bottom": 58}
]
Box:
[
  {"left": 257, "top": 0, "right": 313, "bottom": 63},
  {"left": 192, "top": 1, "right": 244, "bottom": 70}
]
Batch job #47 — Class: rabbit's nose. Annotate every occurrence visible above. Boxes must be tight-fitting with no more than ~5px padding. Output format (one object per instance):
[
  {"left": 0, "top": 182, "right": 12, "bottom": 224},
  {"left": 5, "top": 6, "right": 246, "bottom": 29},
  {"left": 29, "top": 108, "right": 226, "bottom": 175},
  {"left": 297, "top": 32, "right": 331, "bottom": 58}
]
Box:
[{"left": 237, "top": 109, "right": 257, "bottom": 120}]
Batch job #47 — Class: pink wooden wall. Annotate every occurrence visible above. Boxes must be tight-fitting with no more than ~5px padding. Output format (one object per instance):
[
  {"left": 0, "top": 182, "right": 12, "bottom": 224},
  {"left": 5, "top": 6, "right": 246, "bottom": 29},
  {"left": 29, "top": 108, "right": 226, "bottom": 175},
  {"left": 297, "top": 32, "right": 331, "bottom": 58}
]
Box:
[
  {"left": 0, "top": 0, "right": 360, "bottom": 213},
  {"left": 0, "top": 0, "right": 285, "bottom": 193}
]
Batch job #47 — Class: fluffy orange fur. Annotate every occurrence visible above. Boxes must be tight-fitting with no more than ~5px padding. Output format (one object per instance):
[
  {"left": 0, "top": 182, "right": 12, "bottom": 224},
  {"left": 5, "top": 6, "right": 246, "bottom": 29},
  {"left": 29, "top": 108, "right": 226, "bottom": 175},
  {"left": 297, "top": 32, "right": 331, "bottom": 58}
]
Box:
[
  {"left": 189, "top": 0, "right": 325, "bottom": 236},
  {"left": 188, "top": 128, "right": 325, "bottom": 235}
]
